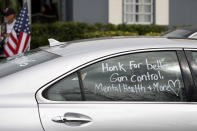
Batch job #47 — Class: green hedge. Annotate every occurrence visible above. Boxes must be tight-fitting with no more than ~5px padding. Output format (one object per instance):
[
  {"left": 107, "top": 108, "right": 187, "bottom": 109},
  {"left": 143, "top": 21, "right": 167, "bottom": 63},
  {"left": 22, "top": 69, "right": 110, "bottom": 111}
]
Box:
[{"left": 31, "top": 22, "right": 168, "bottom": 49}]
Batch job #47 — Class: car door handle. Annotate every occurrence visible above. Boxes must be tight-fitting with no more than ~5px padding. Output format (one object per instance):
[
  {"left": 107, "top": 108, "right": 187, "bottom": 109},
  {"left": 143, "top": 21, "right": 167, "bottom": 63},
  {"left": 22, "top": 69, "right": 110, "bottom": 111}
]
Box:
[
  {"left": 52, "top": 116, "right": 91, "bottom": 123},
  {"left": 52, "top": 112, "right": 92, "bottom": 126}
]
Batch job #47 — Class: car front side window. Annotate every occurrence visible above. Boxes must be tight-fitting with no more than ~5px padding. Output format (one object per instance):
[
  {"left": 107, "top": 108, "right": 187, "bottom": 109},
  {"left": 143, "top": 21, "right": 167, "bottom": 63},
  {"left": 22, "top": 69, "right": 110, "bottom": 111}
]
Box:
[
  {"left": 81, "top": 51, "right": 186, "bottom": 101},
  {"left": 42, "top": 51, "right": 187, "bottom": 102}
]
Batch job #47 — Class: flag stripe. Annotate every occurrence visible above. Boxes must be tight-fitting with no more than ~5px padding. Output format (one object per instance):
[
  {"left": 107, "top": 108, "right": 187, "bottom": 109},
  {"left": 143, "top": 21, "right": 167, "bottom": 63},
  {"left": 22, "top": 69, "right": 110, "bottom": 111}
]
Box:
[
  {"left": 16, "top": 32, "right": 24, "bottom": 54},
  {"left": 22, "top": 34, "right": 30, "bottom": 52},
  {"left": 24, "top": 37, "right": 31, "bottom": 52},
  {"left": 8, "top": 35, "right": 17, "bottom": 50},
  {"left": 19, "top": 33, "right": 25, "bottom": 53},
  {"left": 10, "top": 33, "right": 18, "bottom": 48},
  {"left": 26, "top": 37, "right": 31, "bottom": 51},
  {"left": 4, "top": 44, "right": 14, "bottom": 57},
  {"left": 7, "top": 41, "right": 16, "bottom": 54}
]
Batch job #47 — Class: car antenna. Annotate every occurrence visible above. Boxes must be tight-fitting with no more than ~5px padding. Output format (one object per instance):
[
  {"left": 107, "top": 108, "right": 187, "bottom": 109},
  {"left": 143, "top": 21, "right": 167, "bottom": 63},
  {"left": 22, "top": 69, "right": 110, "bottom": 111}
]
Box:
[{"left": 48, "top": 38, "right": 65, "bottom": 47}]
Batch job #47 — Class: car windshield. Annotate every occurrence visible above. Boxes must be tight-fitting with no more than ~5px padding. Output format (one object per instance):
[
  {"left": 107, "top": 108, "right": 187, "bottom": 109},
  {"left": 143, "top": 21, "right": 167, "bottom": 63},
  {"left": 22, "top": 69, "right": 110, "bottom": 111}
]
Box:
[
  {"left": 163, "top": 29, "right": 192, "bottom": 38},
  {"left": 0, "top": 49, "right": 60, "bottom": 78}
]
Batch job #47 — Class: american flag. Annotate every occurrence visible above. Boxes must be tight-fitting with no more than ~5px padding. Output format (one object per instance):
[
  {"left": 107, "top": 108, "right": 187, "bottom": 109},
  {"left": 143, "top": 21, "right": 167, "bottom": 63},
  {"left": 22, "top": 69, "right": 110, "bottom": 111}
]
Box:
[{"left": 4, "top": 2, "right": 31, "bottom": 57}]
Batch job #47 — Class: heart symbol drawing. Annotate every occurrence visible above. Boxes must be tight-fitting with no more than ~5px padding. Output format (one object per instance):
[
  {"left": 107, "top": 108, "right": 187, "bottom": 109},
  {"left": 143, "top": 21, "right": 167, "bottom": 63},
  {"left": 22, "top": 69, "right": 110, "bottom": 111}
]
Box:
[{"left": 168, "top": 79, "right": 181, "bottom": 96}]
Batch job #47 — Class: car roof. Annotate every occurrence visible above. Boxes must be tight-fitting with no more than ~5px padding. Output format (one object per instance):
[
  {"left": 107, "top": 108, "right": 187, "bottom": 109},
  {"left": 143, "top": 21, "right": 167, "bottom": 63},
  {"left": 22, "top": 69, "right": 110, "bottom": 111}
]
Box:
[{"left": 44, "top": 37, "right": 197, "bottom": 57}]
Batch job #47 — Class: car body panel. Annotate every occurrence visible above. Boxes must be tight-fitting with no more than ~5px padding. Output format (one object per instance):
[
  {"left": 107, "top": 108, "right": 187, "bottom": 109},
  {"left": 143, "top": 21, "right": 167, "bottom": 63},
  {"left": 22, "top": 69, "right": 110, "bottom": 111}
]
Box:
[
  {"left": 0, "top": 106, "right": 43, "bottom": 131},
  {"left": 39, "top": 103, "right": 197, "bottom": 131},
  {"left": 44, "top": 37, "right": 197, "bottom": 57},
  {"left": 0, "top": 89, "right": 44, "bottom": 131}
]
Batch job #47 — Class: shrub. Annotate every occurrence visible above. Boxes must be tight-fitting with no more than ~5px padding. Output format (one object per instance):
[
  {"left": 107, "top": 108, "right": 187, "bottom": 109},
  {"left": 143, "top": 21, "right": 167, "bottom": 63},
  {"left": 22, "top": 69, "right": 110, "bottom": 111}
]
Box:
[
  {"left": 30, "top": 22, "right": 168, "bottom": 49},
  {"left": 145, "top": 32, "right": 161, "bottom": 36},
  {"left": 83, "top": 31, "right": 138, "bottom": 38}
]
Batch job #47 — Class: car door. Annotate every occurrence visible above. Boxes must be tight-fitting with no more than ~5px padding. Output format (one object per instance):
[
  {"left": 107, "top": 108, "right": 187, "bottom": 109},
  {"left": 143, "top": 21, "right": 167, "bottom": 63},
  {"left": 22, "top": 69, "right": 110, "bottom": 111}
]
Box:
[{"left": 37, "top": 50, "right": 197, "bottom": 131}]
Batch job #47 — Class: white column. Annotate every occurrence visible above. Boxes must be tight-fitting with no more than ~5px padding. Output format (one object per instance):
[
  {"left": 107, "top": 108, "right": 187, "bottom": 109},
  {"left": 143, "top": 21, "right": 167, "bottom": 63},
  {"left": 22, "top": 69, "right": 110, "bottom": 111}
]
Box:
[
  {"left": 155, "top": 0, "right": 169, "bottom": 25},
  {"left": 108, "top": 0, "right": 123, "bottom": 24}
]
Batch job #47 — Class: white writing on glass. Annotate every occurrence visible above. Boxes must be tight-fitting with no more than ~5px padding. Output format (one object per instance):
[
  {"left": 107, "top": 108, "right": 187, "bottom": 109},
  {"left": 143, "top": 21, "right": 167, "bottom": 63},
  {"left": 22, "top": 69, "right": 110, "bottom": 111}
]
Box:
[
  {"left": 130, "top": 61, "right": 142, "bottom": 70},
  {"left": 130, "top": 71, "right": 164, "bottom": 82},
  {"left": 109, "top": 71, "right": 164, "bottom": 83},
  {"left": 94, "top": 79, "right": 181, "bottom": 96},
  {"left": 102, "top": 62, "right": 126, "bottom": 72},
  {"left": 146, "top": 58, "right": 166, "bottom": 70}
]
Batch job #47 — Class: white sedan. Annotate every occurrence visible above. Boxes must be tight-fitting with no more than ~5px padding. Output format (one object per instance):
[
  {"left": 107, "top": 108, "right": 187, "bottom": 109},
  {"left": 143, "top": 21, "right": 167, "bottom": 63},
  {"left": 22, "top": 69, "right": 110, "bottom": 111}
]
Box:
[{"left": 0, "top": 37, "right": 197, "bottom": 131}]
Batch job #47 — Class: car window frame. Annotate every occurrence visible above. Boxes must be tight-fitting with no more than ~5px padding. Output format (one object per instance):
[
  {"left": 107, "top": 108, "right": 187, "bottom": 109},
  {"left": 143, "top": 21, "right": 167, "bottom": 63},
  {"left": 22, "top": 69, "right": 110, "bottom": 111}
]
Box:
[
  {"left": 183, "top": 49, "right": 197, "bottom": 101},
  {"left": 36, "top": 48, "right": 194, "bottom": 103}
]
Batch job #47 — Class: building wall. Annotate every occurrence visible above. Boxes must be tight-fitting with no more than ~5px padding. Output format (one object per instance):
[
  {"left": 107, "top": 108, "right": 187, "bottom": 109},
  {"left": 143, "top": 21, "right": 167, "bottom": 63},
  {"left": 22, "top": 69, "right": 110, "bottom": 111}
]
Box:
[
  {"left": 30, "top": 0, "right": 197, "bottom": 26},
  {"left": 155, "top": 0, "right": 169, "bottom": 25},
  {"left": 169, "top": 0, "right": 197, "bottom": 26},
  {"left": 73, "top": 0, "right": 108, "bottom": 23},
  {"left": 108, "top": 0, "right": 122, "bottom": 24}
]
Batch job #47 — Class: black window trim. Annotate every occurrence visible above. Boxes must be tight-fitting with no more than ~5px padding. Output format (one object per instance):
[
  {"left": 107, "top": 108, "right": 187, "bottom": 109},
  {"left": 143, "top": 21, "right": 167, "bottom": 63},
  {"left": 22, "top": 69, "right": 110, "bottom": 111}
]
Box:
[
  {"left": 176, "top": 50, "right": 195, "bottom": 101},
  {"left": 183, "top": 50, "right": 197, "bottom": 101}
]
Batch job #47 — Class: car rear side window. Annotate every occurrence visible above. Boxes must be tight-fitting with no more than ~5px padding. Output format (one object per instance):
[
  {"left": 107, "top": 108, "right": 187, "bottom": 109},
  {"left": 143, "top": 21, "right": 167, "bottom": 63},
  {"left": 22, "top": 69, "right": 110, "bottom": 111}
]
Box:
[{"left": 81, "top": 51, "right": 186, "bottom": 101}]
